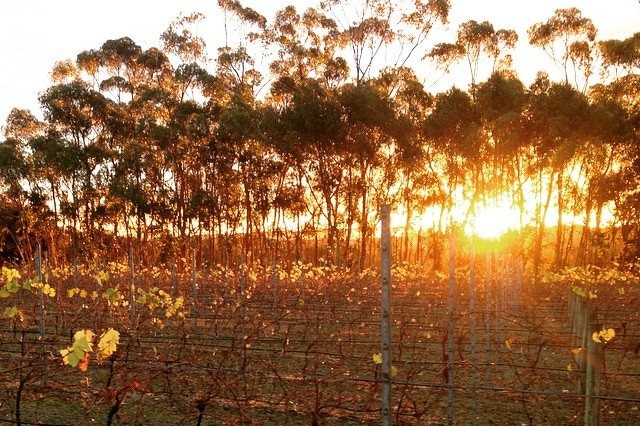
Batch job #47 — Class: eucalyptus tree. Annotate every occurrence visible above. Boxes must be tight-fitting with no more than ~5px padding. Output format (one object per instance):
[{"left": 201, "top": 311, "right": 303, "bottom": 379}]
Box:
[
  {"left": 321, "top": 0, "right": 450, "bottom": 86},
  {"left": 371, "top": 67, "right": 436, "bottom": 262},
  {"left": 260, "top": 4, "right": 349, "bottom": 262},
  {"left": 338, "top": 81, "right": 409, "bottom": 267},
  {"left": 37, "top": 79, "right": 109, "bottom": 239},
  {"left": 599, "top": 33, "right": 640, "bottom": 83},
  {"left": 266, "top": 78, "right": 346, "bottom": 263},
  {"left": 74, "top": 37, "right": 172, "bottom": 244},
  {"left": 0, "top": 109, "right": 45, "bottom": 262},
  {"left": 474, "top": 72, "right": 528, "bottom": 224},
  {"left": 473, "top": 72, "right": 530, "bottom": 272},
  {"left": 264, "top": 5, "right": 345, "bottom": 84},
  {"left": 422, "top": 86, "right": 481, "bottom": 272},
  {"left": 71, "top": 31, "right": 212, "bottom": 252},
  {"left": 428, "top": 19, "right": 517, "bottom": 96},
  {"left": 213, "top": 2, "right": 296, "bottom": 263},
  {"left": 425, "top": 20, "right": 518, "bottom": 262},
  {"left": 293, "top": 0, "right": 450, "bottom": 265},
  {"left": 528, "top": 8, "right": 597, "bottom": 93},
  {"left": 161, "top": 12, "right": 208, "bottom": 65},
  {"left": 574, "top": 96, "right": 635, "bottom": 265},
  {"left": 215, "top": 95, "right": 275, "bottom": 262},
  {"left": 595, "top": 32, "right": 640, "bottom": 262},
  {"left": 524, "top": 77, "right": 593, "bottom": 273},
  {"left": 1, "top": 109, "right": 41, "bottom": 194}
]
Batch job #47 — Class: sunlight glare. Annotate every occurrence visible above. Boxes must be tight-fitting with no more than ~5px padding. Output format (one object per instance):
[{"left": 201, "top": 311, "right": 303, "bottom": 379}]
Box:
[{"left": 466, "top": 199, "right": 520, "bottom": 240}]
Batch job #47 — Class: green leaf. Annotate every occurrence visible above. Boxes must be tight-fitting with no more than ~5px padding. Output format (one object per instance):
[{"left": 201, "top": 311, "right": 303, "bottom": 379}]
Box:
[
  {"left": 3, "top": 306, "right": 18, "bottom": 318},
  {"left": 60, "top": 347, "right": 84, "bottom": 367},
  {"left": 61, "top": 329, "right": 95, "bottom": 369}
]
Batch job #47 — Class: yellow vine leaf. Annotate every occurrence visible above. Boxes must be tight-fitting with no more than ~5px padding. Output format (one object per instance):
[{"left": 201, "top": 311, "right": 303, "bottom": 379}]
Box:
[
  {"left": 98, "top": 328, "right": 120, "bottom": 360},
  {"left": 372, "top": 352, "right": 382, "bottom": 364},
  {"left": 96, "top": 270, "right": 109, "bottom": 286},
  {"left": 391, "top": 365, "right": 398, "bottom": 378},
  {"left": 1, "top": 267, "right": 21, "bottom": 283},
  {"left": 42, "top": 283, "right": 56, "bottom": 297},
  {"left": 592, "top": 328, "right": 615, "bottom": 343}
]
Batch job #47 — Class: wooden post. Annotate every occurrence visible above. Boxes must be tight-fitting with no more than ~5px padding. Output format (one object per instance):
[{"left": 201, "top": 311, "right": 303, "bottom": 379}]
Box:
[
  {"left": 484, "top": 250, "right": 491, "bottom": 350},
  {"left": 447, "top": 225, "right": 456, "bottom": 425},
  {"left": 569, "top": 289, "right": 576, "bottom": 343},
  {"left": 574, "top": 298, "right": 586, "bottom": 393},
  {"left": 191, "top": 251, "right": 197, "bottom": 300},
  {"left": 272, "top": 255, "right": 278, "bottom": 304},
  {"left": 584, "top": 315, "right": 602, "bottom": 426},
  {"left": 128, "top": 247, "right": 135, "bottom": 323},
  {"left": 36, "top": 244, "right": 45, "bottom": 339},
  {"left": 73, "top": 256, "right": 78, "bottom": 286},
  {"left": 380, "top": 204, "right": 392, "bottom": 426},
  {"left": 300, "top": 265, "right": 305, "bottom": 301},
  {"left": 171, "top": 259, "right": 177, "bottom": 298},
  {"left": 469, "top": 236, "right": 477, "bottom": 425},
  {"left": 239, "top": 253, "right": 245, "bottom": 297}
]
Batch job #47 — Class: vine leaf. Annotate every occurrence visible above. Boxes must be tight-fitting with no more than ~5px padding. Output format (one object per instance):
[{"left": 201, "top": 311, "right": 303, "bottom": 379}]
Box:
[
  {"left": 98, "top": 328, "right": 120, "bottom": 360},
  {"left": 61, "top": 330, "right": 94, "bottom": 368},
  {"left": 592, "top": 327, "right": 615, "bottom": 343}
]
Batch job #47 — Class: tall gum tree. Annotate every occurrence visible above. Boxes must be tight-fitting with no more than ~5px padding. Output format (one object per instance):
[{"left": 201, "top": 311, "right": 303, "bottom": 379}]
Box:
[
  {"left": 524, "top": 79, "right": 593, "bottom": 274},
  {"left": 0, "top": 109, "right": 46, "bottom": 263},
  {"left": 528, "top": 7, "right": 597, "bottom": 93},
  {"left": 428, "top": 19, "right": 517, "bottom": 96},
  {"left": 595, "top": 32, "right": 640, "bottom": 262},
  {"left": 373, "top": 66, "right": 435, "bottom": 263},
  {"left": 474, "top": 72, "right": 528, "bottom": 230},
  {"left": 423, "top": 87, "right": 481, "bottom": 270},
  {"left": 322, "top": 0, "right": 450, "bottom": 86}
]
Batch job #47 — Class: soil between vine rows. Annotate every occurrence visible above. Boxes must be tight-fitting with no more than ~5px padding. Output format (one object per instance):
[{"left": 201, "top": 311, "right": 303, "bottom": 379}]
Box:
[{"left": 1, "top": 274, "right": 639, "bottom": 425}]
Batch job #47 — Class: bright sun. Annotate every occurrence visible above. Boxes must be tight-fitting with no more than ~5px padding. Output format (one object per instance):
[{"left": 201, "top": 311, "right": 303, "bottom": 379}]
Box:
[{"left": 465, "top": 198, "right": 521, "bottom": 239}]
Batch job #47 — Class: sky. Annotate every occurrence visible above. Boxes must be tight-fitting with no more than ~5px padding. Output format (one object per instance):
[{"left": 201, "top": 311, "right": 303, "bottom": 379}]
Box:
[{"left": 0, "top": 0, "right": 638, "bottom": 127}]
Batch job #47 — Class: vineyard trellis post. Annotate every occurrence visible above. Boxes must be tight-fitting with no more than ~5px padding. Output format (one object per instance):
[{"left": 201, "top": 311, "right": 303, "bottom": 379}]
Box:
[
  {"left": 171, "top": 258, "right": 177, "bottom": 298},
  {"left": 569, "top": 291, "right": 603, "bottom": 426},
  {"left": 469, "top": 237, "right": 478, "bottom": 424},
  {"left": 272, "top": 255, "right": 278, "bottom": 304},
  {"left": 585, "top": 317, "right": 602, "bottom": 426},
  {"left": 191, "top": 251, "right": 197, "bottom": 299},
  {"left": 380, "top": 204, "right": 392, "bottom": 426},
  {"left": 128, "top": 247, "right": 136, "bottom": 323},
  {"left": 447, "top": 225, "right": 456, "bottom": 425},
  {"left": 36, "top": 244, "right": 44, "bottom": 339}
]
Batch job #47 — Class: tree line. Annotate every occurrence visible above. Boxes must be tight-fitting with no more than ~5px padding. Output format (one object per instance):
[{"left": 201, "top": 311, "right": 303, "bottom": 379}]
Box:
[{"left": 0, "top": 0, "right": 638, "bottom": 273}]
